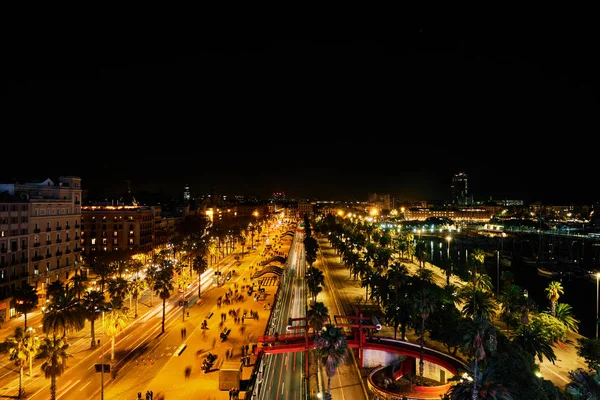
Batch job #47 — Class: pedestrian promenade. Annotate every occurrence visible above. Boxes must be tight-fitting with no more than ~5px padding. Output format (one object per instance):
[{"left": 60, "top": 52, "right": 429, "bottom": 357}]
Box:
[{"left": 313, "top": 235, "right": 589, "bottom": 395}]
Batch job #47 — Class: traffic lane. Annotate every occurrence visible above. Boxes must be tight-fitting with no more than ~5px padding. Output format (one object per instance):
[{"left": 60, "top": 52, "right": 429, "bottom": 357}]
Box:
[{"left": 30, "top": 287, "right": 189, "bottom": 400}]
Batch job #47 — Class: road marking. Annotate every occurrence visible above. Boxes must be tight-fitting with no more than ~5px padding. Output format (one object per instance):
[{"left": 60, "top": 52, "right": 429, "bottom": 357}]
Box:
[
  {"left": 80, "top": 381, "right": 91, "bottom": 391},
  {"left": 56, "top": 379, "right": 80, "bottom": 400}
]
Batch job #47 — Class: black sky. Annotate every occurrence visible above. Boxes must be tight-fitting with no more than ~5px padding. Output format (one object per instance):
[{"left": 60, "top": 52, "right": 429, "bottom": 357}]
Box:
[{"left": 8, "top": 28, "right": 599, "bottom": 204}]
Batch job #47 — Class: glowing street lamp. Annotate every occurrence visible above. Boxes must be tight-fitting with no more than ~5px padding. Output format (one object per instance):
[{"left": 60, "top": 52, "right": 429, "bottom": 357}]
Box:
[{"left": 595, "top": 272, "right": 599, "bottom": 339}]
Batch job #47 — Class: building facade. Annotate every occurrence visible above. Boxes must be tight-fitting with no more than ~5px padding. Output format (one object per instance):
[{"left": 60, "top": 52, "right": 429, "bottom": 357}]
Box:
[
  {"left": 451, "top": 172, "right": 470, "bottom": 205},
  {"left": 80, "top": 204, "right": 156, "bottom": 260},
  {"left": 0, "top": 176, "right": 83, "bottom": 319}
]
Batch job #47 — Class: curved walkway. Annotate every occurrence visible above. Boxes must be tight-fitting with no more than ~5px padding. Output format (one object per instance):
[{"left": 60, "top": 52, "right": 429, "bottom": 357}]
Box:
[{"left": 256, "top": 333, "right": 466, "bottom": 399}]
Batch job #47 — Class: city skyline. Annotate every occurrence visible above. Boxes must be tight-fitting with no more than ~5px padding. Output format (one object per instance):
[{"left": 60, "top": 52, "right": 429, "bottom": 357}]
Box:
[{"left": 10, "top": 33, "right": 598, "bottom": 204}]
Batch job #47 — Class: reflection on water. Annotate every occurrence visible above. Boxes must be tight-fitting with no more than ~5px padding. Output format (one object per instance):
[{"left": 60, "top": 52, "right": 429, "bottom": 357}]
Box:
[{"left": 423, "top": 235, "right": 599, "bottom": 339}]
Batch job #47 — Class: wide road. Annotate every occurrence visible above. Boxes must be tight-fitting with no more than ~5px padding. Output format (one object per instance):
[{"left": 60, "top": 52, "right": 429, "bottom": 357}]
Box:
[
  {"left": 0, "top": 255, "right": 242, "bottom": 400},
  {"left": 257, "top": 231, "right": 307, "bottom": 400}
]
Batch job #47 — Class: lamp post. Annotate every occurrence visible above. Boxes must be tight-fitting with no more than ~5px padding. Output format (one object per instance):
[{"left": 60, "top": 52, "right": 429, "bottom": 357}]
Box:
[
  {"left": 101, "top": 309, "right": 105, "bottom": 400},
  {"left": 595, "top": 272, "right": 599, "bottom": 340},
  {"left": 445, "top": 235, "right": 452, "bottom": 284},
  {"left": 497, "top": 250, "right": 500, "bottom": 296},
  {"left": 97, "top": 305, "right": 112, "bottom": 400}
]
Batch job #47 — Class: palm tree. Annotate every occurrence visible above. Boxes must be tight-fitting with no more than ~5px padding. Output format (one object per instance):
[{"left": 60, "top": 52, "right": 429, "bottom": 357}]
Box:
[
  {"left": 13, "top": 283, "right": 38, "bottom": 330},
  {"left": 103, "top": 300, "right": 129, "bottom": 363},
  {"left": 154, "top": 267, "right": 174, "bottom": 334},
  {"left": 306, "top": 266, "right": 325, "bottom": 305},
  {"left": 553, "top": 302, "right": 580, "bottom": 334},
  {"left": 307, "top": 302, "right": 329, "bottom": 336},
  {"left": 107, "top": 276, "right": 129, "bottom": 309},
  {"left": 5, "top": 327, "right": 40, "bottom": 398},
  {"left": 81, "top": 289, "right": 107, "bottom": 348},
  {"left": 462, "top": 314, "right": 496, "bottom": 400},
  {"left": 498, "top": 284, "right": 524, "bottom": 331},
  {"left": 415, "top": 284, "right": 437, "bottom": 385},
  {"left": 38, "top": 335, "right": 71, "bottom": 400},
  {"left": 415, "top": 241, "right": 427, "bottom": 270},
  {"left": 128, "top": 277, "right": 146, "bottom": 318},
  {"left": 42, "top": 288, "right": 85, "bottom": 339},
  {"left": 446, "top": 359, "right": 515, "bottom": 399},
  {"left": 144, "top": 265, "right": 160, "bottom": 306},
  {"left": 545, "top": 280, "right": 564, "bottom": 317},
  {"left": 314, "top": 324, "right": 349, "bottom": 399},
  {"left": 69, "top": 272, "right": 89, "bottom": 300},
  {"left": 511, "top": 324, "right": 557, "bottom": 365},
  {"left": 45, "top": 280, "right": 65, "bottom": 301},
  {"left": 460, "top": 289, "right": 498, "bottom": 322}
]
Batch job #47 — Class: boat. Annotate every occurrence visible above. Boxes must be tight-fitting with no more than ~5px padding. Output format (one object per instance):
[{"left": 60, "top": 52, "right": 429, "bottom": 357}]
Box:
[{"left": 537, "top": 266, "right": 557, "bottom": 277}]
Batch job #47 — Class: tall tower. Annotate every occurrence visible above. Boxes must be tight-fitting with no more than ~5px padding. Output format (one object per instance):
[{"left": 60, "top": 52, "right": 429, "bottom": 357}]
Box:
[
  {"left": 451, "top": 172, "right": 468, "bottom": 205},
  {"left": 183, "top": 183, "right": 191, "bottom": 203}
]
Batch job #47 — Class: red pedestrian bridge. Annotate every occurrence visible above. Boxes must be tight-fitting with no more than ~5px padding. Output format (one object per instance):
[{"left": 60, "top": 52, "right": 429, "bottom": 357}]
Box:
[{"left": 255, "top": 312, "right": 467, "bottom": 399}]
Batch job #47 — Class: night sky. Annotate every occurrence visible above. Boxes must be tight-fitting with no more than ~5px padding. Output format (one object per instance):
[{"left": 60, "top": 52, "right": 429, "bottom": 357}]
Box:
[{"left": 8, "top": 28, "right": 598, "bottom": 205}]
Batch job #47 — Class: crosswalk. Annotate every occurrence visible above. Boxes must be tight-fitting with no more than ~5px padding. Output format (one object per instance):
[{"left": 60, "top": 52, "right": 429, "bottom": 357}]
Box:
[{"left": 256, "top": 276, "right": 278, "bottom": 286}]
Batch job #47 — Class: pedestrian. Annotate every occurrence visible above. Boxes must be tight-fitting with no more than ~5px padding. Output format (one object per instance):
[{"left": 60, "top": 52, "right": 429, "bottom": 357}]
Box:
[
  {"left": 184, "top": 327, "right": 187, "bottom": 338},
  {"left": 149, "top": 390, "right": 153, "bottom": 400},
  {"left": 137, "top": 392, "right": 142, "bottom": 400},
  {"left": 185, "top": 365, "right": 192, "bottom": 379},
  {"left": 146, "top": 390, "right": 150, "bottom": 400},
  {"left": 181, "top": 327, "right": 184, "bottom": 339}
]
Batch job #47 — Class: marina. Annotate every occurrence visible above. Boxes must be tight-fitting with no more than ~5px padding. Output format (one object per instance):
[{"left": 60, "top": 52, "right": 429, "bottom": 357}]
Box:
[{"left": 421, "top": 229, "right": 600, "bottom": 339}]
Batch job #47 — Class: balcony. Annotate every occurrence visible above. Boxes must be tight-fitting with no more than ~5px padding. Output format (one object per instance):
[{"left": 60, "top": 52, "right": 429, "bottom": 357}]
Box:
[
  {"left": 33, "top": 255, "right": 43, "bottom": 262},
  {"left": 46, "top": 254, "right": 52, "bottom": 259},
  {"left": 34, "top": 242, "right": 41, "bottom": 247},
  {"left": 46, "top": 227, "right": 51, "bottom": 232},
  {"left": 75, "top": 223, "right": 80, "bottom": 228},
  {"left": 0, "top": 248, "right": 6, "bottom": 253},
  {"left": 34, "top": 228, "right": 41, "bottom": 233},
  {"left": 56, "top": 226, "right": 62, "bottom": 231},
  {"left": 74, "top": 248, "right": 82, "bottom": 253},
  {"left": 46, "top": 241, "right": 52, "bottom": 245},
  {"left": 65, "top": 249, "right": 71, "bottom": 254},
  {"left": 65, "top": 225, "right": 71, "bottom": 229},
  {"left": 66, "top": 237, "right": 71, "bottom": 242},
  {"left": 55, "top": 251, "right": 63, "bottom": 256}
]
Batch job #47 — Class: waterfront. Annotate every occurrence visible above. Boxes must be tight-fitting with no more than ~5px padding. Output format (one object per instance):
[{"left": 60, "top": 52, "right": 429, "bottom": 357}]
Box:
[{"left": 423, "top": 233, "right": 600, "bottom": 339}]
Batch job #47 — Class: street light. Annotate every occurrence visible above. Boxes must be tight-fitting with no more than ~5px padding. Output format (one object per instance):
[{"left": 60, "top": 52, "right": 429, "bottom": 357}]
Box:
[
  {"left": 497, "top": 249, "right": 500, "bottom": 296},
  {"left": 595, "top": 272, "right": 599, "bottom": 340},
  {"left": 94, "top": 306, "right": 112, "bottom": 400},
  {"left": 446, "top": 235, "right": 452, "bottom": 283}
]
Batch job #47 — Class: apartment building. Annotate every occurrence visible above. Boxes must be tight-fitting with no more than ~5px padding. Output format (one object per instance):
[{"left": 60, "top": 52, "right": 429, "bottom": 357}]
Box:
[
  {"left": 0, "top": 176, "right": 83, "bottom": 320},
  {"left": 80, "top": 204, "right": 156, "bottom": 262}
]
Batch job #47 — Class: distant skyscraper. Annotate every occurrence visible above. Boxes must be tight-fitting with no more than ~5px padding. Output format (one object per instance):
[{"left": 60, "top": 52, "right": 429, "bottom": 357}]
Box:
[
  {"left": 451, "top": 172, "right": 469, "bottom": 205},
  {"left": 183, "top": 184, "right": 191, "bottom": 203}
]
